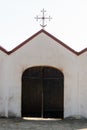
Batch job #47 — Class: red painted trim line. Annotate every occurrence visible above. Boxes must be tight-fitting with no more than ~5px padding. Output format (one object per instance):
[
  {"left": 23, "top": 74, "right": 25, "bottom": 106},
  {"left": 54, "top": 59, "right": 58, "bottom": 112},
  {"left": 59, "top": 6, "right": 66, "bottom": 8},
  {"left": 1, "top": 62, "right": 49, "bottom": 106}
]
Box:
[
  {"left": 0, "top": 46, "right": 8, "bottom": 54},
  {"left": 0, "top": 29, "right": 87, "bottom": 55}
]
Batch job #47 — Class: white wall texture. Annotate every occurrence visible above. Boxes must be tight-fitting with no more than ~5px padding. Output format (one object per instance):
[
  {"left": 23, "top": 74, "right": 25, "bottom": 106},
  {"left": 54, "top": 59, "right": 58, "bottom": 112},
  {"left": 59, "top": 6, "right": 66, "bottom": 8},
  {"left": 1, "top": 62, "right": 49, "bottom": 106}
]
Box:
[{"left": 0, "top": 31, "right": 87, "bottom": 118}]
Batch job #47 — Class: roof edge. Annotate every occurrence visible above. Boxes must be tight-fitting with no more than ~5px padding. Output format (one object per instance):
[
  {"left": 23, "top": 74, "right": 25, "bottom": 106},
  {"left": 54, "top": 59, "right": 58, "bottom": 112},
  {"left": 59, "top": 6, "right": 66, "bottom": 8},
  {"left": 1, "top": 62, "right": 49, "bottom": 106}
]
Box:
[
  {"left": 77, "top": 48, "right": 87, "bottom": 55},
  {"left": 0, "top": 46, "right": 9, "bottom": 54},
  {"left": 0, "top": 29, "right": 87, "bottom": 56}
]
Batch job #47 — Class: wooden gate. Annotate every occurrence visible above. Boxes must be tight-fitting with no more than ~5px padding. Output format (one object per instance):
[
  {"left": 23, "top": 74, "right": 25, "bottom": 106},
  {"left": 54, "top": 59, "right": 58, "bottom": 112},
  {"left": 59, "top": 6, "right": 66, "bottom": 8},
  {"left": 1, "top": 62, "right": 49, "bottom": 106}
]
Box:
[{"left": 22, "top": 66, "right": 64, "bottom": 118}]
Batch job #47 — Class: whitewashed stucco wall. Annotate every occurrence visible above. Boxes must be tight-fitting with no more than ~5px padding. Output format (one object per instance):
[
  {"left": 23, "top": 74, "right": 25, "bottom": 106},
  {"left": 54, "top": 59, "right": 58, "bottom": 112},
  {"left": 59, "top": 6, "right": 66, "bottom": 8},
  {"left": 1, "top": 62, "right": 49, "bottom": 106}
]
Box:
[
  {"left": 0, "top": 51, "right": 9, "bottom": 117},
  {"left": 77, "top": 52, "right": 87, "bottom": 118},
  {"left": 0, "top": 32, "right": 86, "bottom": 118}
]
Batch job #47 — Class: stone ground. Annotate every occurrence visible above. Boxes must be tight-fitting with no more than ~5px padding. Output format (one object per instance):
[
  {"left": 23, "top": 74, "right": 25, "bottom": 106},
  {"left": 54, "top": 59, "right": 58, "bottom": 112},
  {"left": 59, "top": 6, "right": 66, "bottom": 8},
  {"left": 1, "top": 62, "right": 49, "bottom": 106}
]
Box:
[{"left": 0, "top": 118, "right": 87, "bottom": 130}]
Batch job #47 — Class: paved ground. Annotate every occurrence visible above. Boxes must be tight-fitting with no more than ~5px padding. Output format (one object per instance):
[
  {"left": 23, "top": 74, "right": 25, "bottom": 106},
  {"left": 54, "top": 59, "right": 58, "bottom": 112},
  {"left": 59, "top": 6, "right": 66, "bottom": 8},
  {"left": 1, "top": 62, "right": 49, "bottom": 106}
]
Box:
[{"left": 0, "top": 118, "right": 87, "bottom": 130}]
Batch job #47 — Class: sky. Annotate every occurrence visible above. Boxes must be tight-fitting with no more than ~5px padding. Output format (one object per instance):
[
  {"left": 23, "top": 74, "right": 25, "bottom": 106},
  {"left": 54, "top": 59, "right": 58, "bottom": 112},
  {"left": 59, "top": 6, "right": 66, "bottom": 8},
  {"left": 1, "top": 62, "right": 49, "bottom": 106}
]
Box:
[{"left": 0, "top": 0, "right": 87, "bottom": 51}]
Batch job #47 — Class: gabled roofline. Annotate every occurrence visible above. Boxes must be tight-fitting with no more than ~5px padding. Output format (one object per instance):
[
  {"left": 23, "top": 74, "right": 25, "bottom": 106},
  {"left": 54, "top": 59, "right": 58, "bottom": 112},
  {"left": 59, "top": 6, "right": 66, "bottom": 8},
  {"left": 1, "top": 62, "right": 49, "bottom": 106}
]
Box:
[
  {"left": 0, "top": 29, "right": 87, "bottom": 55},
  {"left": 0, "top": 46, "right": 8, "bottom": 54}
]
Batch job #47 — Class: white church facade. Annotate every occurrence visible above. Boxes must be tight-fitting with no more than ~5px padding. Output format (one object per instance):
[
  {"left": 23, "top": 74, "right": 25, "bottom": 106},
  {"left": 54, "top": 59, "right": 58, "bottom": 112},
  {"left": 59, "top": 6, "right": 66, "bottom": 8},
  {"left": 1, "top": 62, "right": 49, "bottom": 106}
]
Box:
[{"left": 0, "top": 29, "right": 87, "bottom": 118}]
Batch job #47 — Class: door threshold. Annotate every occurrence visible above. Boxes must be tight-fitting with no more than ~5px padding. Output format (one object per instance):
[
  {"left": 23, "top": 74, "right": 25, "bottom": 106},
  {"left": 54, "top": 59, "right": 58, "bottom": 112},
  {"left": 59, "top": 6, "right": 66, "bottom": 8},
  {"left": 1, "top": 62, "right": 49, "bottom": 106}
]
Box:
[{"left": 23, "top": 117, "right": 62, "bottom": 121}]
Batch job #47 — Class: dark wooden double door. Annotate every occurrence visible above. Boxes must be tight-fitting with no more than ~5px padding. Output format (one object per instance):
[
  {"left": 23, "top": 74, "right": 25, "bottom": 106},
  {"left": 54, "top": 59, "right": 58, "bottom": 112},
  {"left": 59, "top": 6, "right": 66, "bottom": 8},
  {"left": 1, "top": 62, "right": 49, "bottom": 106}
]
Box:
[{"left": 22, "top": 66, "right": 64, "bottom": 118}]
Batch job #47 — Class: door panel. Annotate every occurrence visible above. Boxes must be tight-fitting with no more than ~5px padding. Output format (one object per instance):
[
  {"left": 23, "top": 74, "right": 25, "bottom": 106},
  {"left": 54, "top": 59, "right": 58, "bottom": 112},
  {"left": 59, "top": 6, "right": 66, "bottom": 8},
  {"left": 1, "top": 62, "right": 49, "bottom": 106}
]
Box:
[
  {"left": 43, "top": 78, "right": 63, "bottom": 118},
  {"left": 22, "top": 73, "right": 42, "bottom": 117},
  {"left": 43, "top": 67, "right": 64, "bottom": 118}
]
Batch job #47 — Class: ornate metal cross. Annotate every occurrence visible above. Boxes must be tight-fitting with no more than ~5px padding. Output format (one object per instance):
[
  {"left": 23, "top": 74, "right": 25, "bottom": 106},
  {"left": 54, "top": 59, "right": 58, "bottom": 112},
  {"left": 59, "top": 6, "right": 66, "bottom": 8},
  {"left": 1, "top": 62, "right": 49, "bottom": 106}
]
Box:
[{"left": 35, "top": 9, "right": 52, "bottom": 29}]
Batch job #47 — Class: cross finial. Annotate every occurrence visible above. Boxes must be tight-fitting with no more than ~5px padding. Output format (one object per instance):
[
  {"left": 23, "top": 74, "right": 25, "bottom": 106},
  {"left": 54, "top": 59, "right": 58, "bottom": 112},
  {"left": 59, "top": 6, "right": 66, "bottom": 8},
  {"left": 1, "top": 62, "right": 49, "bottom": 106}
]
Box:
[{"left": 35, "top": 9, "right": 52, "bottom": 29}]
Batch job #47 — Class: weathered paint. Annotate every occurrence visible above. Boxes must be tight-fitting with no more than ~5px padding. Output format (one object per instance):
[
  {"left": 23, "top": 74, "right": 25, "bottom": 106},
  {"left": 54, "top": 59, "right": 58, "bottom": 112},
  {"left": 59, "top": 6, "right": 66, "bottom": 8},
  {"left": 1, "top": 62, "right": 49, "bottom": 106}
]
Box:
[{"left": 0, "top": 30, "right": 87, "bottom": 118}]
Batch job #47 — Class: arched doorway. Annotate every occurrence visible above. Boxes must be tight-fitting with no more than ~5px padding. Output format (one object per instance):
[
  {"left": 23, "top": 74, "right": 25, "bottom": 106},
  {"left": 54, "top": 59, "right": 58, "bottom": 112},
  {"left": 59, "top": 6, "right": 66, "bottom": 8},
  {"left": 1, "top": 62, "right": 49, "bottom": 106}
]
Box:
[{"left": 22, "top": 66, "right": 64, "bottom": 118}]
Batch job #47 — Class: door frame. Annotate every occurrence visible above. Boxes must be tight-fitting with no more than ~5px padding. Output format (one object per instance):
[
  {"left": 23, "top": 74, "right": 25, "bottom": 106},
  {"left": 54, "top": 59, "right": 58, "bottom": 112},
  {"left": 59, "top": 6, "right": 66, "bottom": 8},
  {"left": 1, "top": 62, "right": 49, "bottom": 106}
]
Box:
[{"left": 21, "top": 66, "right": 64, "bottom": 118}]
